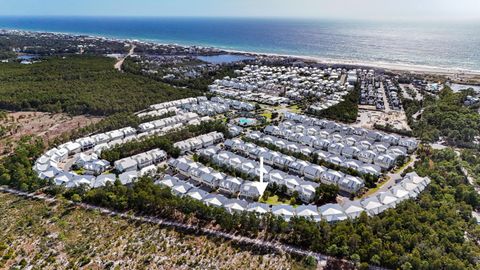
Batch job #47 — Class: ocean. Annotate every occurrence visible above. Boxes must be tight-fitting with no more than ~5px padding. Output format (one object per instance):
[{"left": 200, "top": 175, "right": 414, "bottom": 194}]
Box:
[{"left": 0, "top": 16, "right": 479, "bottom": 71}]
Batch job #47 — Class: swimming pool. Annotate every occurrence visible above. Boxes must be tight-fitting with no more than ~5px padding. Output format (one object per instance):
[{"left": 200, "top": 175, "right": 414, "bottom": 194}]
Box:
[{"left": 238, "top": 118, "right": 255, "bottom": 125}]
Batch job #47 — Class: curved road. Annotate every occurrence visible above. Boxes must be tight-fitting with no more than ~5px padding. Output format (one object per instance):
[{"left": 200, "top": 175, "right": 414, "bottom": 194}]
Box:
[{"left": 114, "top": 44, "right": 136, "bottom": 71}]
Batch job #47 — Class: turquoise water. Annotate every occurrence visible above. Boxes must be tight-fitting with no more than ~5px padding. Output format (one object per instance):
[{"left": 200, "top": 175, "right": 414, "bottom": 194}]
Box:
[
  {"left": 0, "top": 17, "right": 479, "bottom": 71},
  {"left": 239, "top": 118, "right": 254, "bottom": 125},
  {"left": 197, "top": 54, "right": 254, "bottom": 64}
]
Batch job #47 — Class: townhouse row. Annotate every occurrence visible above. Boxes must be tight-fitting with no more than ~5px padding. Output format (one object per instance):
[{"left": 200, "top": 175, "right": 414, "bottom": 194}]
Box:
[
  {"left": 222, "top": 139, "right": 365, "bottom": 194},
  {"left": 155, "top": 172, "right": 430, "bottom": 222},
  {"left": 167, "top": 157, "right": 268, "bottom": 200}
]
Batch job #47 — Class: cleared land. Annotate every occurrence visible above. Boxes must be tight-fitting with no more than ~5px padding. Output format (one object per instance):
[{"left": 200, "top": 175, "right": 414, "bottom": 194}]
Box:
[
  {"left": 0, "top": 111, "right": 102, "bottom": 155},
  {"left": 0, "top": 193, "right": 300, "bottom": 270}
]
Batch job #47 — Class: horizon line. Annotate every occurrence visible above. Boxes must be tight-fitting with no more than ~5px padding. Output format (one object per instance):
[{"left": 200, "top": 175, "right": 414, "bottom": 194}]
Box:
[{"left": 0, "top": 15, "right": 479, "bottom": 23}]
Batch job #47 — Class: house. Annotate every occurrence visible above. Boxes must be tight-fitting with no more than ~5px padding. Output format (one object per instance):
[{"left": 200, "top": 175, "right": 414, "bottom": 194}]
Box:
[
  {"left": 390, "top": 186, "right": 411, "bottom": 202},
  {"left": 295, "top": 205, "right": 321, "bottom": 222},
  {"left": 356, "top": 140, "right": 372, "bottom": 150},
  {"left": 268, "top": 170, "right": 286, "bottom": 185},
  {"left": 75, "top": 153, "right": 98, "bottom": 167},
  {"left": 156, "top": 175, "right": 181, "bottom": 188},
  {"left": 224, "top": 199, "right": 249, "bottom": 214},
  {"left": 272, "top": 205, "right": 295, "bottom": 222},
  {"left": 247, "top": 203, "right": 270, "bottom": 215},
  {"left": 288, "top": 160, "right": 309, "bottom": 175},
  {"left": 219, "top": 177, "right": 244, "bottom": 194},
  {"left": 83, "top": 159, "right": 110, "bottom": 175},
  {"left": 51, "top": 148, "right": 69, "bottom": 163},
  {"left": 201, "top": 171, "right": 225, "bottom": 188},
  {"left": 76, "top": 137, "right": 95, "bottom": 151},
  {"left": 63, "top": 142, "right": 82, "bottom": 155},
  {"left": 320, "top": 170, "right": 344, "bottom": 185},
  {"left": 239, "top": 181, "right": 268, "bottom": 200},
  {"left": 140, "top": 164, "right": 158, "bottom": 177},
  {"left": 200, "top": 146, "right": 220, "bottom": 158},
  {"left": 186, "top": 188, "right": 209, "bottom": 201},
  {"left": 53, "top": 171, "right": 77, "bottom": 186},
  {"left": 381, "top": 134, "right": 400, "bottom": 145},
  {"left": 404, "top": 172, "right": 430, "bottom": 188},
  {"left": 94, "top": 143, "right": 110, "bottom": 156},
  {"left": 314, "top": 139, "right": 331, "bottom": 150},
  {"left": 357, "top": 150, "right": 377, "bottom": 164},
  {"left": 133, "top": 152, "right": 154, "bottom": 169},
  {"left": 296, "top": 182, "right": 319, "bottom": 202},
  {"left": 119, "top": 170, "right": 138, "bottom": 185},
  {"left": 366, "top": 130, "right": 384, "bottom": 141},
  {"left": 341, "top": 200, "right": 365, "bottom": 219},
  {"left": 67, "top": 175, "right": 95, "bottom": 188},
  {"left": 338, "top": 175, "right": 364, "bottom": 194},
  {"left": 398, "top": 138, "right": 418, "bottom": 152},
  {"left": 343, "top": 159, "right": 363, "bottom": 170},
  {"left": 304, "top": 165, "right": 326, "bottom": 181},
  {"left": 319, "top": 204, "right": 348, "bottom": 222},
  {"left": 359, "top": 164, "right": 382, "bottom": 176},
  {"left": 341, "top": 146, "right": 361, "bottom": 159},
  {"left": 106, "top": 129, "right": 125, "bottom": 141},
  {"left": 93, "top": 174, "right": 116, "bottom": 188},
  {"left": 260, "top": 151, "right": 280, "bottom": 166},
  {"left": 372, "top": 142, "right": 389, "bottom": 153},
  {"left": 377, "top": 191, "right": 399, "bottom": 212},
  {"left": 327, "top": 155, "right": 345, "bottom": 167},
  {"left": 374, "top": 154, "right": 397, "bottom": 170},
  {"left": 360, "top": 196, "right": 384, "bottom": 215},
  {"left": 171, "top": 182, "right": 194, "bottom": 196},
  {"left": 38, "top": 166, "right": 61, "bottom": 180},
  {"left": 190, "top": 167, "right": 210, "bottom": 182},
  {"left": 202, "top": 194, "right": 228, "bottom": 207},
  {"left": 241, "top": 161, "right": 256, "bottom": 175},
  {"left": 400, "top": 179, "right": 421, "bottom": 196},
  {"left": 284, "top": 175, "right": 303, "bottom": 193},
  {"left": 147, "top": 149, "right": 167, "bottom": 163},
  {"left": 92, "top": 133, "right": 110, "bottom": 145},
  {"left": 114, "top": 158, "right": 138, "bottom": 173}
]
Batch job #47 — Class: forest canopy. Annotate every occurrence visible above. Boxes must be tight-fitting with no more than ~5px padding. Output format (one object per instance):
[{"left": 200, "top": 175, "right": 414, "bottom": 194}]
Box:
[{"left": 0, "top": 56, "right": 201, "bottom": 116}]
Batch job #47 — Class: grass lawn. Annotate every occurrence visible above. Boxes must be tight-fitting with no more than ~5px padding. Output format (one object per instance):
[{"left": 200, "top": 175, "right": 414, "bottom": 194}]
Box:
[
  {"left": 287, "top": 104, "right": 301, "bottom": 113},
  {"left": 356, "top": 176, "right": 390, "bottom": 199},
  {"left": 73, "top": 168, "right": 86, "bottom": 175},
  {"left": 261, "top": 111, "right": 272, "bottom": 120},
  {"left": 259, "top": 195, "right": 297, "bottom": 206}
]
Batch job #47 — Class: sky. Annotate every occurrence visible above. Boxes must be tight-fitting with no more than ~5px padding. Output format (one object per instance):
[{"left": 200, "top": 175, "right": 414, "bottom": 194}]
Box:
[{"left": 1, "top": 0, "right": 480, "bottom": 21}]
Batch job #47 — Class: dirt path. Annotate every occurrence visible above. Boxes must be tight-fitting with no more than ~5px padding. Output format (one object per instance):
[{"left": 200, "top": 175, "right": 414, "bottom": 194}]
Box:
[
  {"left": 0, "top": 186, "right": 370, "bottom": 268},
  {"left": 114, "top": 44, "right": 136, "bottom": 71}
]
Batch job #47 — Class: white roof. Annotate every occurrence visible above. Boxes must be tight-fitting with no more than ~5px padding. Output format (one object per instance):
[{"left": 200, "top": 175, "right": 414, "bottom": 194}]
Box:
[
  {"left": 319, "top": 203, "right": 348, "bottom": 222},
  {"left": 295, "top": 205, "right": 321, "bottom": 221},
  {"left": 93, "top": 174, "right": 116, "bottom": 188},
  {"left": 119, "top": 170, "right": 139, "bottom": 185},
  {"left": 202, "top": 194, "right": 227, "bottom": 207},
  {"left": 341, "top": 200, "right": 365, "bottom": 219},
  {"left": 272, "top": 205, "right": 295, "bottom": 219},
  {"left": 247, "top": 203, "right": 270, "bottom": 214},
  {"left": 360, "top": 197, "right": 384, "bottom": 215},
  {"left": 224, "top": 199, "right": 249, "bottom": 212}
]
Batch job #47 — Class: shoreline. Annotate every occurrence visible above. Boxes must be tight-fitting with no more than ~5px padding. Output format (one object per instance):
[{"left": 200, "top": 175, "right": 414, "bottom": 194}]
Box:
[{"left": 3, "top": 28, "right": 480, "bottom": 78}]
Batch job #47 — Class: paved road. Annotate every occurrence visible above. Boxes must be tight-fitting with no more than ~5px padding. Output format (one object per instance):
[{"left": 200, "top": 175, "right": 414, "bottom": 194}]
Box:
[
  {"left": 378, "top": 154, "right": 418, "bottom": 193},
  {"left": 0, "top": 186, "right": 371, "bottom": 268},
  {"left": 114, "top": 44, "right": 136, "bottom": 71}
]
